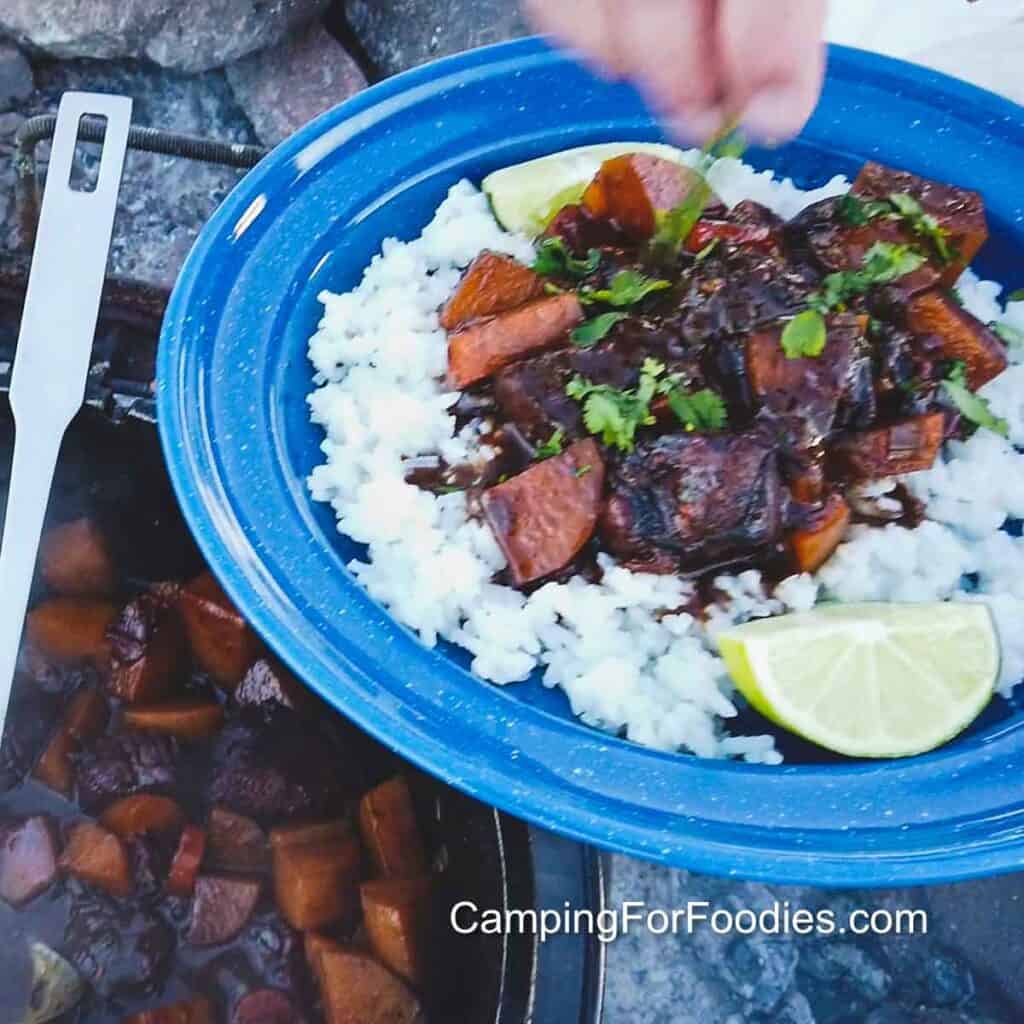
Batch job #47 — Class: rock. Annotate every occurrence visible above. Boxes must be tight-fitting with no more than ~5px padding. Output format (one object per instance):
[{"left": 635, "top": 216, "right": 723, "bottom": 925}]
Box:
[
  {"left": 0, "top": 113, "right": 25, "bottom": 142},
  {"left": 0, "top": 43, "right": 34, "bottom": 110},
  {"left": 0, "top": 0, "right": 329, "bottom": 72},
  {"left": 346, "top": 0, "right": 530, "bottom": 77},
  {"left": 226, "top": 22, "right": 366, "bottom": 147},
  {"left": 921, "top": 950, "right": 975, "bottom": 1009},
  {"left": 773, "top": 992, "right": 817, "bottom": 1024},
  {"left": 926, "top": 875, "right": 1024, "bottom": 1008},
  {"left": 145, "top": 0, "right": 332, "bottom": 74},
  {"left": 7, "top": 58, "right": 259, "bottom": 287}
]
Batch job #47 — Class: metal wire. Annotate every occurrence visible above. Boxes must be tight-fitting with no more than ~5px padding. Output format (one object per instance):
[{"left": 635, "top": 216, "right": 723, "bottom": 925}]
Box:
[{"left": 13, "top": 114, "right": 269, "bottom": 248}]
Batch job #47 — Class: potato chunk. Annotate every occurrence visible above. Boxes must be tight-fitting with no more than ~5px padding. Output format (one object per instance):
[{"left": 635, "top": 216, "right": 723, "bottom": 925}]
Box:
[
  {"left": 439, "top": 251, "right": 545, "bottom": 331},
  {"left": 100, "top": 795, "right": 186, "bottom": 840},
  {"left": 179, "top": 572, "right": 261, "bottom": 688},
  {"left": 361, "top": 877, "right": 433, "bottom": 987},
  {"left": 482, "top": 439, "right": 605, "bottom": 586},
  {"left": 39, "top": 518, "right": 117, "bottom": 596},
  {"left": 447, "top": 293, "right": 583, "bottom": 389},
  {"left": 122, "top": 700, "right": 225, "bottom": 741},
  {"left": 26, "top": 598, "right": 118, "bottom": 666},
  {"left": 358, "top": 777, "right": 428, "bottom": 880},
  {"left": 583, "top": 154, "right": 706, "bottom": 239},
  {"left": 59, "top": 822, "right": 133, "bottom": 898},
  {"left": 789, "top": 494, "right": 851, "bottom": 573},
  {"left": 907, "top": 290, "right": 1007, "bottom": 389},
  {"left": 271, "top": 820, "right": 361, "bottom": 931},
  {"left": 33, "top": 685, "right": 109, "bottom": 796},
  {"left": 186, "top": 874, "right": 262, "bottom": 947},
  {"left": 309, "top": 940, "right": 425, "bottom": 1024}
]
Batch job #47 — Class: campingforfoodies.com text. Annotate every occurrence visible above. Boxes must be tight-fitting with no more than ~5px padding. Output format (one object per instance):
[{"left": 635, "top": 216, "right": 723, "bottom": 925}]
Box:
[{"left": 450, "top": 900, "right": 928, "bottom": 944}]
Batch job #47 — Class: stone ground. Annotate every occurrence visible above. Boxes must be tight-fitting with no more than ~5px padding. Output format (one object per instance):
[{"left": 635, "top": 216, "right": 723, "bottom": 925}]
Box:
[{"left": 0, "top": 3, "right": 1021, "bottom": 1021}]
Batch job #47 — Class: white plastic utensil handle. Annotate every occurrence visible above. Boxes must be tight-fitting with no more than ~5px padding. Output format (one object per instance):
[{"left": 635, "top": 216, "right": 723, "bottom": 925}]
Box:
[{"left": 0, "top": 92, "right": 132, "bottom": 726}]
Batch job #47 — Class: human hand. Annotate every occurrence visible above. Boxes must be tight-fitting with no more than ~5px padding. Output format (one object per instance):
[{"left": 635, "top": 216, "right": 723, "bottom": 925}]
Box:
[{"left": 522, "top": 0, "right": 829, "bottom": 143}]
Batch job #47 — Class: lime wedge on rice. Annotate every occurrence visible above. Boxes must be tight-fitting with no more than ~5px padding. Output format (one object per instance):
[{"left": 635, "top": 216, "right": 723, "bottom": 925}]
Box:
[
  {"left": 718, "top": 603, "right": 999, "bottom": 758},
  {"left": 482, "top": 142, "right": 688, "bottom": 235}
]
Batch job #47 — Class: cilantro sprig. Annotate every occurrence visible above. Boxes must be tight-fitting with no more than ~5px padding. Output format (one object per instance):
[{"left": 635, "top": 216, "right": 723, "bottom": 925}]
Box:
[
  {"left": 838, "top": 192, "right": 958, "bottom": 265},
  {"left": 942, "top": 362, "right": 1008, "bottom": 438},
  {"left": 666, "top": 388, "right": 728, "bottom": 433},
  {"left": 566, "top": 358, "right": 666, "bottom": 452},
  {"left": 531, "top": 237, "right": 602, "bottom": 280},
  {"left": 780, "top": 242, "right": 927, "bottom": 360},
  {"left": 571, "top": 312, "right": 629, "bottom": 347},
  {"left": 993, "top": 321, "right": 1024, "bottom": 348},
  {"left": 649, "top": 122, "right": 746, "bottom": 263},
  {"left": 580, "top": 269, "right": 671, "bottom": 308},
  {"left": 566, "top": 359, "right": 726, "bottom": 451},
  {"left": 534, "top": 429, "right": 565, "bottom": 460}
]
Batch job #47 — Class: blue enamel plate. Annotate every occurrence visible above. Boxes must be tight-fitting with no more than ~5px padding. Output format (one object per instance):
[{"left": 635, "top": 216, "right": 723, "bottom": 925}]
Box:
[{"left": 158, "top": 39, "right": 1024, "bottom": 887}]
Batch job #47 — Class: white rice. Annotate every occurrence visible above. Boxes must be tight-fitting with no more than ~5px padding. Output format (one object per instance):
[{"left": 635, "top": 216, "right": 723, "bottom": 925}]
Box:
[{"left": 307, "top": 152, "right": 1024, "bottom": 764}]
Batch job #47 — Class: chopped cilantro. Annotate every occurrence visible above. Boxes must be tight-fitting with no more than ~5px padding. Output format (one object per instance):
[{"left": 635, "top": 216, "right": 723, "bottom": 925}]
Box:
[
  {"left": 531, "top": 237, "right": 602, "bottom": 280},
  {"left": 649, "top": 122, "right": 746, "bottom": 262},
  {"left": 694, "top": 237, "right": 720, "bottom": 262},
  {"left": 666, "top": 388, "right": 728, "bottom": 432},
  {"left": 1008, "top": 289, "right": 1024, "bottom": 303},
  {"left": 837, "top": 191, "right": 957, "bottom": 264},
  {"left": 571, "top": 312, "right": 629, "bottom": 347},
  {"left": 942, "top": 361, "right": 1008, "bottom": 437},
  {"left": 581, "top": 269, "right": 671, "bottom": 308},
  {"left": 837, "top": 193, "right": 894, "bottom": 226},
  {"left": 534, "top": 428, "right": 565, "bottom": 460},
  {"left": 565, "top": 358, "right": 666, "bottom": 452},
  {"left": 993, "top": 321, "right": 1024, "bottom": 347},
  {"left": 575, "top": 464, "right": 593, "bottom": 478},
  {"left": 808, "top": 242, "right": 927, "bottom": 314},
  {"left": 781, "top": 309, "right": 828, "bottom": 359}
]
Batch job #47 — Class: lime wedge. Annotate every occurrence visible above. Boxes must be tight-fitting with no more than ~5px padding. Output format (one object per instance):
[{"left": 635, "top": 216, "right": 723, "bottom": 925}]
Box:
[
  {"left": 482, "top": 142, "right": 688, "bottom": 236},
  {"left": 718, "top": 603, "right": 999, "bottom": 758}
]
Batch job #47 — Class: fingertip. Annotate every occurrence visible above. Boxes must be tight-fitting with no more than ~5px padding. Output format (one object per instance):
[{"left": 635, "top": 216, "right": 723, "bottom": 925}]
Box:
[
  {"left": 665, "top": 107, "right": 727, "bottom": 147},
  {"left": 739, "top": 55, "right": 825, "bottom": 143}
]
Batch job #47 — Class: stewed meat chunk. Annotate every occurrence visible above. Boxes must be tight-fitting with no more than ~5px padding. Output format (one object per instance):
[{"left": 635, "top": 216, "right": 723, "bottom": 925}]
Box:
[{"left": 600, "top": 430, "right": 785, "bottom": 573}]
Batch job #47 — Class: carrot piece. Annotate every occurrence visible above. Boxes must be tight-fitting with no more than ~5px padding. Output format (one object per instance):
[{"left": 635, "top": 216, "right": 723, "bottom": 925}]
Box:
[
  {"left": 270, "top": 820, "right": 361, "bottom": 931},
  {"left": 122, "top": 996, "right": 214, "bottom": 1024},
  {"left": 358, "top": 777, "right": 428, "bottom": 880},
  {"left": 25, "top": 598, "right": 118, "bottom": 666},
  {"left": 179, "top": 572, "right": 261, "bottom": 689},
  {"left": 0, "top": 816, "right": 59, "bottom": 907},
  {"left": 832, "top": 413, "right": 946, "bottom": 481},
  {"left": 446, "top": 293, "right": 583, "bottom": 390},
  {"left": 481, "top": 439, "right": 605, "bottom": 586},
  {"left": 107, "top": 594, "right": 188, "bottom": 704},
  {"left": 122, "top": 700, "right": 225, "bottom": 741},
  {"left": 790, "top": 495, "right": 851, "bottom": 574},
  {"left": 167, "top": 825, "right": 207, "bottom": 898},
  {"left": 312, "top": 944, "right": 424, "bottom": 1024},
  {"left": 207, "top": 807, "right": 270, "bottom": 873},
  {"left": 907, "top": 290, "right": 1008, "bottom": 390},
  {"left": 582, "top": 154, "right": 705, "bottom": 239},
  {"left": 33, "top": 686, "right": 109, "bottom": 796},
  {"left": 186, "top": 873, "right": 262, "bottom": 947},
  {"left": 439, "top": 251, "right": 545, "bottom": 331},
  {"left": 360, "top": 877, "right": 434, "bottom": 988},
  {"left": 59, "top": 822, "right": 133, "bottom": 898},
  {"left": 39, "top": 518, "right": 117, "bottom": 597},
  {"left": 100, "top": 795, "right": 186, "bottom": 840}
]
